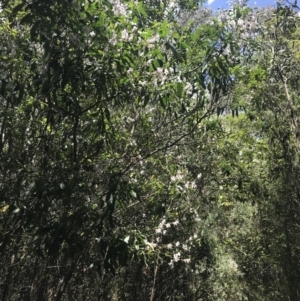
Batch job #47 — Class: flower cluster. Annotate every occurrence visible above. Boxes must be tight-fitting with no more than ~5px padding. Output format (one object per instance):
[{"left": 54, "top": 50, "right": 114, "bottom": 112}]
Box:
[
  {"left": 152, "top": 217, "right": 193, "bottom": 267},
  {"left": 168, "top": 254, "right": 191, "bottom": 268},
  {"left": 147, "top": 33, "right": 160, "bottom": 47},
  {"left": 170, "top": 170, "right": 185, "bottom": 182},
  {"left": 112, "top": 0, "right": 128, "bottom": 16},
  {"left": 152, "top": 68, "right": 169, "bottom": 85},
  {"left": 155, "top": 217, "right": 179, "bottom": 238}
]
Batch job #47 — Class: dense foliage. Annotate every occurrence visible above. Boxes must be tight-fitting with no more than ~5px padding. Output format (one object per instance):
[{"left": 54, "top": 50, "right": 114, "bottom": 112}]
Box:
[{"left": 1, "top": 0, "right": 300, "bottom": 300}]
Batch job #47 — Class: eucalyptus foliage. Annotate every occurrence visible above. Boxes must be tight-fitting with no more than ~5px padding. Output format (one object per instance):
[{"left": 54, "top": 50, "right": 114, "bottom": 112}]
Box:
[{"left": 1, "top": 0, "right": 300, "bottom": 300}]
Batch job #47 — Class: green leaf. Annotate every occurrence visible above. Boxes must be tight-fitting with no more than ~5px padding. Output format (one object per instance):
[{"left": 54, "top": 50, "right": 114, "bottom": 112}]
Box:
[
  {"left": 99, "top": 11, "right": 106, "bottom": 27},
  {"left": 217, "top": 59, "right": 228, "bottom": 75},
  {"left": 130, "top": 190, "right": 137, "bottom": 198},
  {"left": 177, "top": 82, "right": 183, "bottom": 98},
  {"left": 159, "top": 20, "right": 169, "bottom": 38},
  {"left": 136, "top": 2, "right": 147, "bottom": 16},
  {"left": 12, "top": 2, "right": 26, "bottom": 15},
  {"left": 159, "top": 96, "right": 167, "bottom": 109},
  {"left": 153, "top": 60, "right": 160, "bottom": 68}
]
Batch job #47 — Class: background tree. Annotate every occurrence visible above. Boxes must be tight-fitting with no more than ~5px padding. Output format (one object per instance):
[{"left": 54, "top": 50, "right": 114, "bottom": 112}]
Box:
[{"left": 0, "top": 0, "right": 236, "bottom": 300}]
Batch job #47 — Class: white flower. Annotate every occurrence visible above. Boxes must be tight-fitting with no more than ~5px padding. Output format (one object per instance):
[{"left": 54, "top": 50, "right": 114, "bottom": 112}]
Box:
[
  {"left": 148, "top": 33, "right": 160, "bottom": 44},
  {"left": 89, "top": 31, "right": 96, "bottom": 37},
  {"left": 175, "top": 241, "right": 180, "bottom": 247},
  {"left": 204, "top": 89, "right": 211, "bottom": 100},
  {"left": 127, "top": 68, "right": 133, "bottom": 74},
  {"left": 176, "top": 171, "right": 184, "bottom": 181},
  {"left": 182, "top": 244, "right": 188, "bottom": 251},
  {"left": 173, "top": 220, "right": 179, "bottom": 226},
  {"left": 173, "top": 252, "right": 181, "bottom": 262},
  {"left": 167, "top": 243, "right": 173, "bottom": 249},
  {"left": 153, "top": 68, "right": 167, "bottom": 84},
  {"left": 146, "top": 59, "right": 153, "bottom": 66},
  {"left": 159, "top": 218, "right": 166, "bottom": 229},
  {"left": 109, "top": 32, "right": 117, "bottom": 46},
  {"left": 191, "top": 181, "right": 196, "bottom": 189},
  {"left": 112, "top": 0, "right": 128, "bottom": 16},
  {"left": 184, "top": 82, "right": 193, "bottom": 94},
  {"left": 162, "top": 230, "right": 167, "bottom": 235},
  {"left": 168, "top": 0, "right": 176, "bottom": 8},
  {"left": 176, "top": 76, "right": 182, "bottom": 83},
  {"left": 176, "top": 185, "right": 183, "bottom": 193},
  {"left": 191, "top": 93, "right": 197, "bottom": 100},
  {"left": 126, "top": 117, "right": 135, "bottom": 123},
  {"left": 121, "top": 29, "right": 129, "bottom": 41},
  {"left": 238, "top": 19, "right": 244, "bottom": 26},
  {"left": 155, "top": 228, "right": 162, "bottom": 234},
  {"left": 165, "top": 223, "right": 171, "bottom": 228},
  {"left": 193, "top": 234, "right": 197, "bottom": 239},
  {"left": 183, "top": 258, "right": 191, "bottom": 263},
  {"left": 228, "top": 258, "right": 238, "bottom": 271},
  {"left": 169, "top": 260, "right": 174, "bottom": 268}
]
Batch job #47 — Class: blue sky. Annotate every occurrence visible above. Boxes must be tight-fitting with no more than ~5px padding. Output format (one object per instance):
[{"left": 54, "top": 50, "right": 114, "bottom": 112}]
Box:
[{"left": 204, "top": 0, "right": 278, "bottom": 10}]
